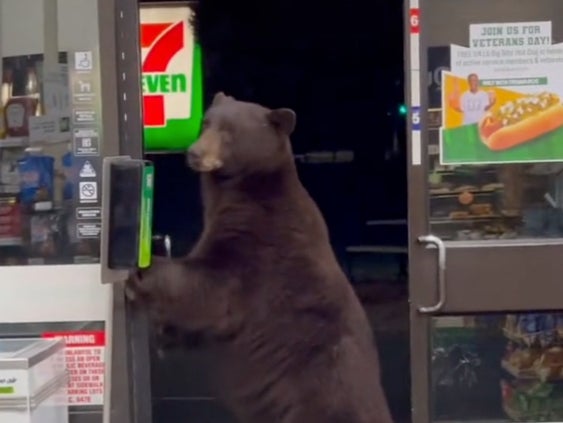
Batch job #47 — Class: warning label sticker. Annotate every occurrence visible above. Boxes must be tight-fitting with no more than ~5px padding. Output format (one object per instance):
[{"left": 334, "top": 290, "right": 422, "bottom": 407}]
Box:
[
  {"left": 42, "top": 330, "right": 105, "bottom": 406},
  {"left": 77, "top": 223, "right": 101, "bottom": 238},
  {"left": 76, "top": 207, "right": 101, "bottom": 220}
]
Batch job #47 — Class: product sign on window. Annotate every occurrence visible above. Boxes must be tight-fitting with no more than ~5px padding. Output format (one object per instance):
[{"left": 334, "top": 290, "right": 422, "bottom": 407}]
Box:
[{"left": 440, "top": 21, "right": 563, "bottom": 165}]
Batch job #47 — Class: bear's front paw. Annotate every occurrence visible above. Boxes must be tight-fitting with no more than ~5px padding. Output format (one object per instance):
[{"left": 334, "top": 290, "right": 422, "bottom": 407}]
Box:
[
  {"left": 124, "top": 271, "right": 140, "bottom": 301},
  {"left": 124, "top": 257, "right": 178, "bottom": 313},
  {"left": 125, "top": 266, "right": 159, "bottom": 303},
  {"left": 125, "top": 269, "right": 145, "bottom": 302}
]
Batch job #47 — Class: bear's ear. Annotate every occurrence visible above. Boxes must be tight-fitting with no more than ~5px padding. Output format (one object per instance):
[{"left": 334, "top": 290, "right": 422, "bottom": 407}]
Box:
[
  {"left": 212, "top": 92, "right": 228, "bottom": 106},
  {"left": 267, "top": 108, "right": 296, "bottom": 135}
]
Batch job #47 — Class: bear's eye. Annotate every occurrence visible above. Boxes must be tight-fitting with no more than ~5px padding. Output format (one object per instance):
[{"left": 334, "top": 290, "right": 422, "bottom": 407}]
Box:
[{"left": 201, "top": 118, "right": 210, "bottom": 129}]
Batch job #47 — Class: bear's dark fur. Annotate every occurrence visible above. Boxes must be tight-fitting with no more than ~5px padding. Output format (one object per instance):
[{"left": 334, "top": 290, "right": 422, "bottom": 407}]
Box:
[{"left": 127, "top": 93, "right": 394, "bottom": 423}]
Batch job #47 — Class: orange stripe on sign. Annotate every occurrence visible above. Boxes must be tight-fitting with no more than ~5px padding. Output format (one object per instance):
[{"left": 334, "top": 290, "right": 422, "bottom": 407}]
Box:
[{"left": 140, "top": 23, "right": 173, "bottom": 48}]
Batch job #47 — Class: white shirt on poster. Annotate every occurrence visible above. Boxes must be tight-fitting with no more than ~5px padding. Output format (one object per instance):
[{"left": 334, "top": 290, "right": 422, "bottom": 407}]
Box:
[{"left": 460, "top": 90, "right": 490, "bottom": 125}]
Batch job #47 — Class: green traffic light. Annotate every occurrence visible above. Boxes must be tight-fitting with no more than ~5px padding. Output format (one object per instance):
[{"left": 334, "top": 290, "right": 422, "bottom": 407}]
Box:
[{"left": 398, "top": 104, "right": 408, "bottom": 115}]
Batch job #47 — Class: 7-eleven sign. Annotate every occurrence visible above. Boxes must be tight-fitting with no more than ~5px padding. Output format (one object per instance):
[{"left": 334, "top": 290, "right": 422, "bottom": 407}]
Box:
[{"left": 140, "top": 6, "right": 194, "bottom": 128}]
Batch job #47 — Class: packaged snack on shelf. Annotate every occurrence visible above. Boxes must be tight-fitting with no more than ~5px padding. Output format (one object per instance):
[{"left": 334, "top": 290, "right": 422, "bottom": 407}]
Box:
[
  {"left": 557, "top": 314, "right": 563, "bottom": 339},
  {"left": 27, "top": 211, "right": 61, "bottom": 259},
  {"left": 503, "top": 347, "right": 542, "bottom": 378},
  {"left": 61, "top": 149, "right": 74, "bottom": 201},
  {"left": 0, "top": 148, "right": 22, "bottom": 189},
  {"left": 18, "top": 148, "right": 54, "bottom": 208},
  {"left": 501, "top": 378, "right": 563, "bottom": 421},
  {"left": 0, "top": 195, "right": 22, "bottom": 245},
  {"left": 540, "top": 314, "right": 557, "bottom": 347},
  {"left": 0, "top": 103, "right": 5, "bottom": 138},
  {"left": 535, "top": 347, "right": 563, "bottom": 382},
  {"left": 4, "top": 96, "right": 38, "bottom": 137}
]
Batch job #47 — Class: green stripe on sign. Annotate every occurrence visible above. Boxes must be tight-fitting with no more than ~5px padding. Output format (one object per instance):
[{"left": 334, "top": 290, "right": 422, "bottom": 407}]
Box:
[
  {"left": 143, "top": 42, "right": 204, "bottom": 152},
  {"left": 480, "top": 77, "right": 548, "bottom": 87},
  {"left": 442, "top": 124, "right": 563, "bottom": 164},
  {"left": 0, "top": 386, "right": 15, "bottom": 394},
  {"left": 138, "top": 163, "right": 155, "bottom": 269}
]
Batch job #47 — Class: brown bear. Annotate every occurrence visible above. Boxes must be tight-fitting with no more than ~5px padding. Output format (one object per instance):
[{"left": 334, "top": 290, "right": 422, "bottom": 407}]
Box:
[{"left": 127, "top": 92, "right": 394, "bottom": 423}]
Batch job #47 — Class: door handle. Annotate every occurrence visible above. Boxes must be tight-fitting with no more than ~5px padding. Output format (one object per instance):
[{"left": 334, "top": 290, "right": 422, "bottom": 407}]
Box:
[
  {"left": 417, "top": 235, "right": 446, "bottom": 314},
  {"left": 152, "top": 234, "right": 172, "bottom": 258},
  {"left": 164, "top": 235, "right": 171, "bottom": 258}
]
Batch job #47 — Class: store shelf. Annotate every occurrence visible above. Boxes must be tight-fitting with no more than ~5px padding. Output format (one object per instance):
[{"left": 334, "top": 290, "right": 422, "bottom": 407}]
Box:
[
  {"left": 430, "top": 215, "right": 518, "bottom": 224},
  {"left": 430, "top": 189, "right": 503, "bottom": 198},
  {"left": 0, "top": 136, "right": 70, "bottom": 149},
  {"left": 0, "top": 185, "right": 19, "bottom": 194},
  {"left": 0, "top": 137, "right": 27, "bottom": 148},
  {"left": 0, "top": 237, "right": 23, "bottom": 247}
]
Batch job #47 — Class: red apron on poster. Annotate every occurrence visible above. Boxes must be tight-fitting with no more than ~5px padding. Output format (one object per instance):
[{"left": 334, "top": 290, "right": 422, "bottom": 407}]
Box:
[{"left": 42, "top": 330, "right": 105, "bottom": 406}]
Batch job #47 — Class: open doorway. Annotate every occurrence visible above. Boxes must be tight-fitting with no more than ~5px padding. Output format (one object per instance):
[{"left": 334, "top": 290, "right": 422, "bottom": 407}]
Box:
[{"left": 144, "top": 0, "right": 410, "bottom": 422}]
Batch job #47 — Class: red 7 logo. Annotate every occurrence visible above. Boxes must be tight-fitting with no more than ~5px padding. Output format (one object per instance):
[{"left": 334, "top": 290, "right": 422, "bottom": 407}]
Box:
[{"left": 141, "top": 22, "right": 184, "bottom": 127}]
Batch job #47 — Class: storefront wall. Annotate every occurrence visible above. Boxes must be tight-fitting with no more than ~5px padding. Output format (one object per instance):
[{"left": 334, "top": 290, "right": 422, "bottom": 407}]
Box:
[
  {"left": 0, "top": 0, "right": 149, "bottom": 422},
  {"left": 409, "top": 1, "right": 563, "bottom": 423}
]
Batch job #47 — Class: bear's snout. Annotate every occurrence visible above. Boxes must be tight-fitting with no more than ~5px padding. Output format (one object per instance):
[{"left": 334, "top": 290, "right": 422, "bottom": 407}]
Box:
[
  {"left": 187, "top": 143, "right": 223, "bottom": 173},
  {"left": 187, "top": 147, "right": 202, "bottom": 166}
]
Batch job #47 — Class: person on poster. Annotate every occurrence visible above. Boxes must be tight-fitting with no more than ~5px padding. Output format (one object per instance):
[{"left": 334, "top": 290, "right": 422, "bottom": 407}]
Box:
[{"left": 449, "top": 73, "right": 496, "bottom": 125}]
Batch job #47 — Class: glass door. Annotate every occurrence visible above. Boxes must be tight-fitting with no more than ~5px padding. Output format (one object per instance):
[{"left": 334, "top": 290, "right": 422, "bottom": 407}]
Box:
[
  {"left": 407, "top": 0, "right": 563, "bottom": 422},
  {"left": 0, "top": 0, "right": 148, "bottom": 422}
]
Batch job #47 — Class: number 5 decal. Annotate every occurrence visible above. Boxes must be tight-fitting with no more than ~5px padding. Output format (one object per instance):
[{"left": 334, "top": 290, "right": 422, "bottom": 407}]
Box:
[{"left": 411, "top": 106, "right": 421, "bottom": 130}]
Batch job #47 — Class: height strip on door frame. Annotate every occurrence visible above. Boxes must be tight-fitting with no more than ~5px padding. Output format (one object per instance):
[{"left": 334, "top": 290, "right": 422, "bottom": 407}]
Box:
[{"left": 409, "top": 0, "right": 422, "bottom": 166}]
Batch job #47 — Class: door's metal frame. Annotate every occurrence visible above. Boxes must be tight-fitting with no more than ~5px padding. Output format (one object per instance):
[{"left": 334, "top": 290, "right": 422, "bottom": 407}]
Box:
[
  {"left": 405, "top": 0, "right": 433, "bottom": 421},
  {"left": 406, "top": 3, "right": 563, "bottom": 423},
  {"left": 115, "top": 0, "right": 154, "bottom": 420},
  {"left": 99, "top": 0, "right": 153, "bottom": 422}
]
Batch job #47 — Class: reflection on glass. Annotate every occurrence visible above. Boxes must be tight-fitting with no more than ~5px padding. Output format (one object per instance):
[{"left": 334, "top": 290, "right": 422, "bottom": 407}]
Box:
[
  {"left": 0, "top": 1, "right": 101, "bottom": 266},
  {"left": 433, "top": 313, "right": 563, "bottom": 422},
  {"left": 0, "top": 55, "right": 99, "bottom": 265},
  {"left": 429, "top": 107, "right": 563, "bottom": 241},
  {"left": 425, "top": 0, "right": 563, "bottom": 242}
]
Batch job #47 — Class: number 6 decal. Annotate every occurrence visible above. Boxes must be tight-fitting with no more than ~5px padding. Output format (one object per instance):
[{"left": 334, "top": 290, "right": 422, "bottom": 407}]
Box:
[{"left": 410, "top": 9, "right": 420, "bottom": 34}]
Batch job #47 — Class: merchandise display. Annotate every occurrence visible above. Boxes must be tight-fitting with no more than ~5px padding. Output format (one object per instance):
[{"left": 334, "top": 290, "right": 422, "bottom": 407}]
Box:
[
  {"left": 0, "top": 53, "right": 100, "bottom": 265},
  {"left": 427, "top": 108, "right": 563, "bottom": 241},
  {"left": 501, "top": 314, "right": 563, "bottom": 421},
  {"left": 433, "top": 314, "right": 563, "bottom": 422}
]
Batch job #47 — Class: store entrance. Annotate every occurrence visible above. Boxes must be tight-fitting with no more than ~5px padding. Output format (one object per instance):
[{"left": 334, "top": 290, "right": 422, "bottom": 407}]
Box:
[
  {"left": 145, "top": 0, "right": 410, "bottom": 422},
  {"left": 408, "top": 1, "right": 563, "bottom": 423}
]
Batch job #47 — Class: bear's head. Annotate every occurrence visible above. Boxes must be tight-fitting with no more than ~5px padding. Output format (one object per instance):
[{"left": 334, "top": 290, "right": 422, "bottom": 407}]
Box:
[{"left": 187, "top": 92, "right": 296, "bottom": 177}]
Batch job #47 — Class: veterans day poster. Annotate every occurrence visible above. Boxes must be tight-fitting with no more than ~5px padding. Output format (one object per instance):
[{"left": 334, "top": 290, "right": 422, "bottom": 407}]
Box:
[{"left": 440, "top": 21, "right": 563, "bottom": 165}]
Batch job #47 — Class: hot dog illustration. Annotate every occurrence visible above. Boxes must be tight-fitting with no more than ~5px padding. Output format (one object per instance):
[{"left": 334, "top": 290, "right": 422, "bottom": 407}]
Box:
[{"left": 478, "top": 92, "right": 563, "bottom": 151}]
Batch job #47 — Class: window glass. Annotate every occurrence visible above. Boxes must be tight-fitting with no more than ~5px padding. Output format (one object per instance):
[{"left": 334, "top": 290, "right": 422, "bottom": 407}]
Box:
[
  {"left": 433, "top": 313, "right": 563, "bottom": 423},
  {"left": 0, "top": 0, "right": 103, "bottom": 265},
  {"left": 426, "top": 0, "right": 563, "bottom": 241}
]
